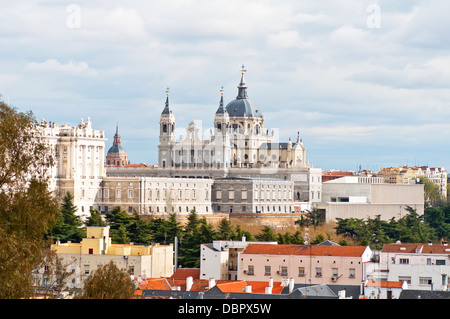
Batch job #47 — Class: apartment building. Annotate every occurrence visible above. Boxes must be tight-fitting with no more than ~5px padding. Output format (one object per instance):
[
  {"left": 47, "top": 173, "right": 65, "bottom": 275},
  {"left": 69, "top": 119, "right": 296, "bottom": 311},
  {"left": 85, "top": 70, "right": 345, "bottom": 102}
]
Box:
[
  {"left": 368, "top": 242, "right": 450, "bottom": 291},
  {"left": 238, "top": 243, "right": 372, "bottom": 286},
  {"left": 379, "top": 166, "right": 447, "bottom": 200},
  {"left": 41, "top": 226, "right": 173, "bottom": 290},
  {"left": 200, "top": 238, "right": 278, "bottom": 280}
]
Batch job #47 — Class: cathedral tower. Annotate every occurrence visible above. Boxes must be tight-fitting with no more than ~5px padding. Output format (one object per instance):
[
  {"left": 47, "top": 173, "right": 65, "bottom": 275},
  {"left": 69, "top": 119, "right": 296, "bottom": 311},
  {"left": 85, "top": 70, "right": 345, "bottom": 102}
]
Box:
[{"left": 158, "top": 88, "right": 176, "bottom": 168}]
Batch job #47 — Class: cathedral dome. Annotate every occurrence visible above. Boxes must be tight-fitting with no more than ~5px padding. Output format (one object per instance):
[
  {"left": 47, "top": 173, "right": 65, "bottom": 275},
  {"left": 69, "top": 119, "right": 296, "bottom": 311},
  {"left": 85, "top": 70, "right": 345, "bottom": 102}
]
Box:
[
  {"left": 225, "top": 66, "right": 263, "bottom": 118},
  {"left": 107, "top": 143, "right": 126, "bottom": 155},
  {"left": 225, "top": 98, "right": 263, "bottom": 118}
]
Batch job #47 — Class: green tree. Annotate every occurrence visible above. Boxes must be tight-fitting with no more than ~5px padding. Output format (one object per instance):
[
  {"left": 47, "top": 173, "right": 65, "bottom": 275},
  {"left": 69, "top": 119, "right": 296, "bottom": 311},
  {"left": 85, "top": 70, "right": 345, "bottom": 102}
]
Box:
[
  {"left": 51, "top": 192, "right": 85, "bottom": 243},
  {"left": 256, "top": 226, "right": 277, "bottom": 242},
  {"left": 86, "top": 209, "right": 107, "bottom": 227},
  {"left": 304, "top": 206, "right": 326, "bottom": 228},
  {"left": 217, "top": 218, "right": 235, "bottom": 240},
  {"left": 424, "top": 206, "right": 450, "bottom": 240},
  {"left": 81, "top": 261, "right": 136, "bottom": 299},
  {"left": 127, "top": 212, "right": 153, "bottom": 245},
  {"left": 0, "top": 101, "right": 60, "bottom": 298},
  {"left": 105, "top": 206, "right": 133, "bottom": 244},
  {"left": 234, "top": 224, "right": 254, "bottom": 241},
  {"left": 417, "top": 176, "right": 442, "bottom": 206},
  {"left": 178, "top": 211, "right": 203, "bottom": 268}
]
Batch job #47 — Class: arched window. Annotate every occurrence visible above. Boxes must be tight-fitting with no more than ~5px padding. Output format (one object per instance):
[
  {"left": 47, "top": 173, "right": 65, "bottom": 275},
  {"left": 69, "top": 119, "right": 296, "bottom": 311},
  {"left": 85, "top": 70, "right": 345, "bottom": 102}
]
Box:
[{"left": 163, "top": 123, "right": 167, "bottom": 133}]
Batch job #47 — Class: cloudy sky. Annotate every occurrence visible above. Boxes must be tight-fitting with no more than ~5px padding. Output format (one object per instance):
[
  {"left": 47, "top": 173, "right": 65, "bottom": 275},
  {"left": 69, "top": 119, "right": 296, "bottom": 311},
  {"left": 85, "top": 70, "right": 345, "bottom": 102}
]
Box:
[{"left": 1, "top": 0, "right": 450, "bottom": 172}]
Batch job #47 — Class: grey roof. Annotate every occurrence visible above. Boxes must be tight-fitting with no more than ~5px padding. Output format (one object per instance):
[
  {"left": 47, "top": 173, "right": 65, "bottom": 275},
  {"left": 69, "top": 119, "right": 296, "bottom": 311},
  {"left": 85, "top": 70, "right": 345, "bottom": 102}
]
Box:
[
  {"left": 399, "top": 290, "right": 450, "bottom": 299},
  {"left": 215, "top": 94, "right": 227, "bottom": 115},
  {"left": 161, "top": 96, "right": 172, "bottom": 115},
  {"left": 259, "top": 142, "right": 297, "bottom": 150}
]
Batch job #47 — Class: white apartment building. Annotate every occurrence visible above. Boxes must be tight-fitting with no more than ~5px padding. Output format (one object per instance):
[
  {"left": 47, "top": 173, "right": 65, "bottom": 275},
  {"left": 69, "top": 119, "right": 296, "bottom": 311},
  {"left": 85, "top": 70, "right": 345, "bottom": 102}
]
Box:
[
  {"left": 200, "top": 238, "right": 277, "bottom": 281},
  {"left": 367, "top": 242, "right": 450, "bottom": 291}
]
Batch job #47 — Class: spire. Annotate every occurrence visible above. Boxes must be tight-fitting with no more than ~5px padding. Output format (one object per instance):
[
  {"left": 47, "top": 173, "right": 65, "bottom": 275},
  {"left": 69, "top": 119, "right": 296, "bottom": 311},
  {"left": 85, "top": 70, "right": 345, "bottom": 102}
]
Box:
[
  {"left": 237, "top": 64, "right": 248, "bottom": 99},
  {"left": 162, "top": 87, "right": 172, "bottom": 114},
  {"left": 115, "top": 122, "right": 119, "bottom": 137},
  {"left": 113, "top": 122, "right": 121, "bottom": 145},
  {"left": 216, "top": 86, "right": 227, "bottom": 114}
]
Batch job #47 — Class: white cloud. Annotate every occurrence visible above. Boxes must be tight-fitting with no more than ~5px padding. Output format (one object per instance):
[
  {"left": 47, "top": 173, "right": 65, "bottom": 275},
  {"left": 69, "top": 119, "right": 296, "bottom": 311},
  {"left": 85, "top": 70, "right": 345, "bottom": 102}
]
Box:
[
  {"left": 24, "top": 59, "right": 98, "bottom": 77},
  {"left": 266, "top": 30, "right": 313, "bottom": 49}
]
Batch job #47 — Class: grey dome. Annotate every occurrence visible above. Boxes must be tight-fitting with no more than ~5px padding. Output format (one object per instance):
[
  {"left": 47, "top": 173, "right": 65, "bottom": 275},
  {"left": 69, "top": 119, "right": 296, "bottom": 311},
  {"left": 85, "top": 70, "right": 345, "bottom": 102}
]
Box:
[
  {"left": 107, "top": 144, "right": 126, "bottom": 154},
  {"left": 225, "top": 68, "right": 263, "bottom": 118},
  {"left": 225, "top": 98, "right": 263, "bottom": 118}
]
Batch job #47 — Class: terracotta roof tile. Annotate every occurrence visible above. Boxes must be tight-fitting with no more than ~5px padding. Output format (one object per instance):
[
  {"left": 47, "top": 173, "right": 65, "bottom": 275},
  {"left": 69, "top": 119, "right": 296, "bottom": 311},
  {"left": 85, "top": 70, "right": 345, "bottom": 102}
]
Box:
[
  {"left": 242, "top": 244, "right": 367, "bottom": 257},
  {"left": 170, "top": 268, "right": 200, "bottom": 280},
  {"left": 366, "top": 280, "right": 404, "bottom": 288},
  {"left": 382, "top": 243, "right": 450, "bottom": 254}
]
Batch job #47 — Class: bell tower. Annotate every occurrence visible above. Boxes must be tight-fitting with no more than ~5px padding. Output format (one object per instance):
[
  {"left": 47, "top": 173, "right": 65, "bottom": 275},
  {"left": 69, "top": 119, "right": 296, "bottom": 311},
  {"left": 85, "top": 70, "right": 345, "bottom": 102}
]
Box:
[
  {"left": 212, "top": 87, "right": 231, "bottom": 168},
  {"left": 158, "top": 88, "right": 176, "bottom": 168}
]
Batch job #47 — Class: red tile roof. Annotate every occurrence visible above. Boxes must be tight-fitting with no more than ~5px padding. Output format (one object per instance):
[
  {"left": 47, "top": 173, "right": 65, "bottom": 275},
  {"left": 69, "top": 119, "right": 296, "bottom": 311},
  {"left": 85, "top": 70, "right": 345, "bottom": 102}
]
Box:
[
  {"left": 366, "top": 280, "right": 404, "bottom": 288},
  {"left": 382, "top": 243, "right": 450, "bottom": 254},
  {"left": 242, "top": 244, "right": 367, "bottom": 257},
  {"left": 170, "top": 268, "right": 200, "bottom": 280},
  {"left": 214, "top": 280, "right": 283, "bottom": 294}
]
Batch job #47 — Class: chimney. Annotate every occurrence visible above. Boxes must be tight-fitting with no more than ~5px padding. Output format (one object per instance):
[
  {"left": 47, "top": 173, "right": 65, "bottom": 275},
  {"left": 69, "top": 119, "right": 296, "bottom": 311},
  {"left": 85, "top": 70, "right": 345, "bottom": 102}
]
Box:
[
  {"left": 242, "top": 235, "right": 246, "bottom": 243},
  {"left": 289, "top": 278, "right": 294, "bottom": 294},
  {"left": 186, "top": 276, "right": 193, "bottom": 292},
  {"left": 245, "top": 285, "right": 252, "bottom": 293},
  {"left": 269, "top": 277, "right": 273, "bottom": 288},
  {"left": 208, "top": 278, "right": 216, "bottom": 289},
  {"left": 265, "top": 286, "right": 272, "bottom": 294}
]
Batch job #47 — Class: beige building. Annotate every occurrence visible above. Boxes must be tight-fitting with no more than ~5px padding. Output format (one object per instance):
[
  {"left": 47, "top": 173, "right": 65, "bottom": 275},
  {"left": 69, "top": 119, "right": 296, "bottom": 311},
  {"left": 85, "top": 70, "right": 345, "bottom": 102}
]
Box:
[
  {"left": 96, "top": 176, "right": 213, "bottom": 216},
  {"left": 317, "top": 176, "right": 424, "bottom": 222},
  {"left": 379, "top": 166, "right": 447, "bottom": 200},
  {"left": 48, "top": 226, "right": 173, "bottom": 290}
]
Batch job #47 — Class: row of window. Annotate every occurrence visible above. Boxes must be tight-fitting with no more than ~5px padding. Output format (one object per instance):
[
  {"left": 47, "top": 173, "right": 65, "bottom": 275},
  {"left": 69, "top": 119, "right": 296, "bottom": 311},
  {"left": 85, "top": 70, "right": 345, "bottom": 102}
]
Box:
[
  {"left": 97, "top": 205, "right": 206, "bottom": 214},
  {"left": 392, "top": 257, "right": 447, "bottom": 265},
  {"left": 98, "top": 189, "right": 205, "bottom": 201},
  {"left": 216, "top": 190, "right": 292, "bottom": 201},
  {"left": 245, "top": 266, "right": 356, "bottom": 278},
  {"left": 215, "top": 205, "right": 292, "bottom": 213}
]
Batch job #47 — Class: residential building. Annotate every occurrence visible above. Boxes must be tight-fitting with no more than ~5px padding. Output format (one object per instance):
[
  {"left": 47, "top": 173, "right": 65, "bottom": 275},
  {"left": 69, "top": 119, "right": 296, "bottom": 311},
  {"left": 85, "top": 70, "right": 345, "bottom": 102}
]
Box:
[
  {"left": 379, "top": 166, "right": 447, "bottom": 200},
  {"left": 317, "top": 175, "right": 424, "bottom": 222},
  {"left": 364, "top": 280, "right": 407, "bottom": 299},
  {"left": 42, "top": 226, "right": 173, "bottom": 290},
  {"left": 368, "top": 242, "right": 450, "bottom": 291},
  {"left": 200, "top": 238, "right": 278, "bottom": 281},
  {"left": 238, "top": 243, "right": 373, "bottom": 286}
]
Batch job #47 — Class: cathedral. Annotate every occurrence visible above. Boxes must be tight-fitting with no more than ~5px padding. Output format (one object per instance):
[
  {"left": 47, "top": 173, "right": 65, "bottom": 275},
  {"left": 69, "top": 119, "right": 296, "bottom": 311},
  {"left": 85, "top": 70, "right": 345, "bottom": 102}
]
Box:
[{"left": 158, "top": 67, "right": 307, "bottom": 170}]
